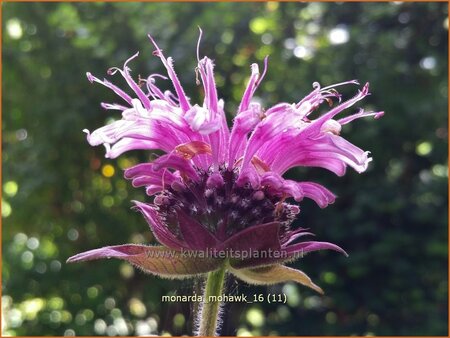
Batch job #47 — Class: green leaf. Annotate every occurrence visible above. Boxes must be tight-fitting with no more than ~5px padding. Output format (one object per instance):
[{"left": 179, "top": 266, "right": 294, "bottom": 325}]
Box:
[
  {"left": 67, "top": 245, "right": 224, "bottom": 279},
  {"left": 228, "top": 263, "right": 324, "bottom": 294}
]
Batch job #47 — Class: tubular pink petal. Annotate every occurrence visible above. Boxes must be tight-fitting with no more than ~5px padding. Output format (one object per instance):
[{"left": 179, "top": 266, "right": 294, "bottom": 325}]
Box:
[
  {"left": 100, "top": 102, "right": 128, "bottom": 110},
  {"left": 283, "top": 231, "right": 315, "bottom": 246},
  {"left": 304, "top": 82, "right": 370, "bottom": 136},
  {"left": 118, "top": 52, "right": 152, "bottom": 110},
  {"left": 152, "top": 154, "right": 200, "bottom": 181},
  {"left": 228, "top": 103, "right": 263, "bottom": 168},
  {"left": 297, "top": 182, "right": 336, "bottom": 208},
  {"left": 131, "top": 174, "right": 177, "bottom": 189},
  {"left": 124, "top": 163, "right": 153, "bottom": 179},
  {"left": 321, "top": 119, "right": 342, "bottom": 135},
  {"left": 265, "top": 102, "right": 292, "bottom": 116},
  {"left": 254, "top": 56, "right": 269, "bottom": 91},
  {"left": 198, "top": 57, "right": 218, "bottom": 114},
  {"left": 146, "top": 75, "right": 171, "bottom": 102},
  {"left": 240, "top": 106, "right": 306, "bottom": 171},
  {"left": 267, "top": 132, "right": 372, "bottom": 176},
  {"left": 338, "top": 109, "right": 385, "bottom": 125},
  {"left": 105, "top": 53, "right": 152, "bottom": 110},
  {"left": 83, "top": 120, "right": 153, "bottom": 147},
  {"left": 148, "top": 34, "right": 191, "bottom": 112},
  {"left": 125, "top": 164, "right": 181, "bottom": 187},
  {"left": 236, "top": 166, "right": 261, "bottom": 189},
  {"left": 285, "top": 241, "right": 348, "bottom": 257},
  {"left": 280, "top": 180, "right": 304, "bottom": 201},
  {"left": 261, "top": 172, "right": 285, "bottom": 190},
  {"left": 195, "top": 52, "right": 227, "bottom": 169},
  {"left": 86, "top": 72, "right": 133, "bottom": 105},
  {"left": 146, "top": 185, "right": 166, "bottom": 196},
  {"left": 206, "top": 172, "right": 224, "bottom": 189},
  {"left": 320, "top": 79, "right": 360, "bottom": 91},
  {"left": 239, "top": 63, "right": 260, "bottom": 113},
  {"left": 184, "top": 104, "right": 221, "bottom": 135},
  {"left": 238, "top": 57, "right": 268, "bottom": 113},
  {"left": 104, "top": 138, "right": 160, "bottom": 159}
]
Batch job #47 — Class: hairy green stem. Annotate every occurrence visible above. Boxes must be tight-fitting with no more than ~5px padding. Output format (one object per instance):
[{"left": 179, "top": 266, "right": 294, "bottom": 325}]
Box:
[{"left": 197, "top": 265, "right": 226, "bottom": 336}]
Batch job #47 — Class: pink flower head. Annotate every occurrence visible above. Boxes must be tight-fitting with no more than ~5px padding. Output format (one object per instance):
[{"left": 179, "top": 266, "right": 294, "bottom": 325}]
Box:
[{"left": 68, "top": 31, "right": 383, "bottom": 293}]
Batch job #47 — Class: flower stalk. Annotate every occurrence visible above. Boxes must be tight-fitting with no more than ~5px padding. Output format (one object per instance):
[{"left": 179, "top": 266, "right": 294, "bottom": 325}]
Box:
[{"left": 197, "top": 265, "right": 227, "bottom": 336}]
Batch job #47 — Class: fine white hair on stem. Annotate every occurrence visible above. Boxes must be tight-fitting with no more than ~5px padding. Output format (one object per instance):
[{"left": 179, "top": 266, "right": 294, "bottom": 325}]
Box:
[{"left": 194, "top": 273, "right": 227, "bottom": 336}]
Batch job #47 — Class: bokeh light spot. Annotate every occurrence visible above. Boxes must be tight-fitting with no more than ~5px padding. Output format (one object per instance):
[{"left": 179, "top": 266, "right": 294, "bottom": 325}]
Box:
[
  {"left": 26, "top": 237, "right": 40, "bottom": 250},
  {"left": 221, "top": 30, "right": 234, "bottom": 44},
  {"left": 16, "top": 128, "right": 28, "bottom": 141},
  {"left": 94, "top": 319, "right": 107, "bottom": 334},
  {"left": 420, "top": 56, "right": 436, "bottom": 70},
  {"left": 367, "top": 313, "right": 380, "bottom": 326},
  {"left": 75, "top": 313, "right": 86, "bottom": 325},
  {"left": 50, "top": 310, "right": 62, "bottom": 323},
  {"left": 8, "top": 308, "right": 23, "bottom": 328},
  {"left": 2, "top": 200, "right": 12, "bottom": 218},
  {"left": 276, "top": 305, "right": 291, "bottom": 321},
  {"left": 87, "top": 286, "right": 99, "bottom": 299},
  {"left": 48, "top": 297, "right": 64, "bottom": 310},
  {"left": 328, "top": 26, "right": 349, "bottom": 45},
  {"left": 14, "top": 233, "right": 27, "bottom": 245},
  {"left": 106, "top": 325, "right": 117, "bottom": 336},
  {"left": 102, "top": 195, "right": 114, "bottom": 208},
  {"left": 4, "top": 181, "right": 18, "bottom": 197},
  {"left": 283, "top": 38, "right": 296, "bottom": 50},
  {"left": 173, "top": 313, "right": 185, "bottom": 328},
  {"left": 246, "top": 307, "right": 264, "bottom": 327},
  {"left": 432, "top": 164, "right": 448, "bottom": 177},
  {"left": 21, "top": 251, "right": 34, "bottom": 264},
  {"left": 304, "top": 296, "right": 322, "bottom": 309},
  {"left": 102, "top": 164, "right": 115, "bottom": 177},
  {"left": 50, "top": 260, "right": 62, "bottom": 272},
  {"left": 282, "top": 283, "right": 301, "bottom": 307},
  {"left": 21, "top": 298, "right": 45, "bottom": 320},
  {"left": 293, "top": 45, "right": 313, "bottom": 60},
  {"left": 104, "top": 297, "right": 116, "bottom": 310},
  {"left": 250, "top": 17, "right": 269, "bottom": 34},
  {"left": 326, "top": 311, "right": 337, "bottom": 324},
  {"left": 129, "top": 298, "right": 146, "bottom": 318},
  {"left": 266, "top": 2, "right": 279, "bottom": 11},
  {"left": 113, "top": 317, "right": 129, "bottom": 335},
  {"left": 120, "top": 263, "right": 135, "bottom": 279},
  {"left": 261, "top": 33, "right": 273, "bottom": 45},
  {"left": 64, "top": 329, "right": 76, "bottom": 336},
  {"left": 135, "top": 320, "right": 152, "bottom": 335},
  {"left": 67, "top": 228, "right": 79, "bottom": 241},
  {"left": 7, "top": 19, "right": 23, "bottom": 39},
  {"left": 36, "top": 262, "right": 47, "bottom": 274},
  {"left": 416, "top": 141, "right": 433, "bottom": 156},
  {"left": 111, "top": 308, "right": 122, "bottom": 318},
  {"left": 323, "top": 271, "right": 337, "bottom": 284},
  {"left": 237, "top": 327, "right": 253, "bottom": 336}
]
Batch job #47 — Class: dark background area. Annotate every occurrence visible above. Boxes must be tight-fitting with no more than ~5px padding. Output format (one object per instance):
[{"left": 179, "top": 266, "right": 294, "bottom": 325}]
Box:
[{"left": 2, "top": 2, "right": 448, "bottom": 336}]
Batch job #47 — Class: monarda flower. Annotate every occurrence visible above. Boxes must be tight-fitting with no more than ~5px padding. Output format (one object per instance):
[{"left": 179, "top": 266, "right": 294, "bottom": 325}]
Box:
[{"left": 68, "top": 31, "right": 383, "bottom": 336}]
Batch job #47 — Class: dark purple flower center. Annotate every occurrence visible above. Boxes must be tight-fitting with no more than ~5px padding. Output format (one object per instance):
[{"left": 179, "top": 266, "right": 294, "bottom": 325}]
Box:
[{"left": 153, "top": 166, "right": 299, "bottom": 240}]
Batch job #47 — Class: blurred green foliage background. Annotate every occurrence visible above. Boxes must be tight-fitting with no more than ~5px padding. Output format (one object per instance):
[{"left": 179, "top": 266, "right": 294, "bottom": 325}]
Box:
[{"left": 2, "top": 2, "right": 448, "bottom": 336}]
